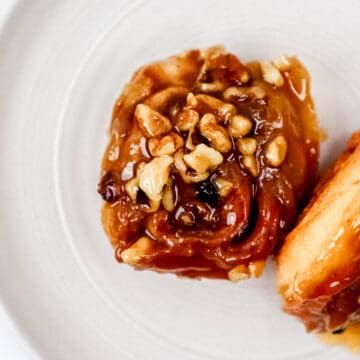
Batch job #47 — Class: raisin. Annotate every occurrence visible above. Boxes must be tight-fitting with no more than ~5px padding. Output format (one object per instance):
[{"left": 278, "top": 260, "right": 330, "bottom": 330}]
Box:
[
  {"left": 98, "top": 171, "right": 121, "bottom": 202},
  {"left": 196, "top": 180, "right": 219, "bottom": 207},
  {"left": 332, "top": 328, "right": 345, "bottom": 335}
]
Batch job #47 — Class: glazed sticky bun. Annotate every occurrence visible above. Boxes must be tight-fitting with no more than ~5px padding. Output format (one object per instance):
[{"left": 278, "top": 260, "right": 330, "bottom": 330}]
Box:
[
  {"left": 98, "top": 47, "right": 320, "bottom": 280},
  {"left": 277, "top": 131, "right": 360, "bottom": 332}
]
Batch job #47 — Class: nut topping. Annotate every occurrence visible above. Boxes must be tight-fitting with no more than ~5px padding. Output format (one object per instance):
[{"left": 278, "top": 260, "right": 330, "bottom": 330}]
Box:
[
  {"left": 199, "top": 113, "right": 232, "bottom": 153},
  {"left": 120, "top": 236, "right": 152, "bottom": 264},
  {"left": 272, "top": 55, "right": 293, "bottom": 71},
  {"left": 265, "top": 135, "right": 288, "bottom": 167},
  {"left": 138, "top": 155, "right": 173, "bottom": 201},
  {"left": 144, "top": 199, "right": 161, "bottom": 213},
  {"left": 148, "top": 132, "right": 184, "bottom": 156},
  {"left": 185, "top": 128, "right": 196, "bottom": 151},
  {"left": 183, "top": 144, "right": 223, "bottom": 175},
  {"left": 144, "top": 86, "right": 188, "bottom": 112},
  {"left": 214, "top": 178, "right": 233, "bottom": 197},
  {"left": 222, "top": 86, "right": 248, "bottom": 102},
  {"left": 192, "top": 94, "right": 237, "bottom": 121},
  {"left": 228, "top": 264, "right": 251, "bottom": 282},
  {"left": 176, "top": 109, "right": 199, "bottom": 131},
  {"left": 241, "top": 155, "right": 259, "bottom": 177},
  {"left": 135, "top": 104, "right": 172, "bottom": 138},
  {"left": 248, "top": 260, "right": 266, "bottom": 278},
  {"left": 162, "top": 179, "right": 175, "bottom": 212},
  {"left": 124, "top": 177, "right": 139, "bottom": 202},
  {"left": 249, "top": 86, "right": 267, "bottom": 99},
  {"left": 174, "top": 149, "right": 210, "bottom": 183},
  {"left": 237, "top": 137, "right": 257, "bottom": 155},
  {"left": 260, "top": 61, "right": 284, "bottom": 87},
  {"left": 186, "top": 92, "right": 197, "bottom": 107},
  {"left": 228, "top": 261, "right": 266, "bottom": 282},
  {"left": 198, "top": 81, "right": 226, "bottom": 93},
  {"left": 227, "top": 115, "right": 253, "bottom": 138}
]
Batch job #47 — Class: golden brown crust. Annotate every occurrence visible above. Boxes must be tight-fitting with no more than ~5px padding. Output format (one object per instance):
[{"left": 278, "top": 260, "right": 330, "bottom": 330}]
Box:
[{"left": 277, "top": 131, "right": 360, "bottom": 332}]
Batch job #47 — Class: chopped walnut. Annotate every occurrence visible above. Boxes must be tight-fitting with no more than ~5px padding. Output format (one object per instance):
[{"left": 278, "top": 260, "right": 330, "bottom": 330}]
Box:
[
  {"left": 183, "top": 143, "right": 223, "bottom": 174},
  {"left": 227, "top": 115, "right": 253, "bottom": 138},
  {"left": 121, "top": 236, "right": 153, "bottom": 264},
  {"left": 198, "top": 113, "right": 232, "bottom": 153},
  {"left": 148, "top": 132, "right": 184, "bottom": 156},
  {"left": 138, "top": 155, "right": 173, "bottom": 201},
  {"left": 135, "top": 104, "right": 172, "bottom": 137},
  {"left": 260, "top": 61, "right": 284, "bottom": 87},
  {"left": 265, "top": 135, "right": 288, "bottom": 167}
]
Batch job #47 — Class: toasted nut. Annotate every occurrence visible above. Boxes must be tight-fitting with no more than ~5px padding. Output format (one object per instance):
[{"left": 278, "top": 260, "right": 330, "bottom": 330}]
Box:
[
  {"left": 214, "top": 178, "right": 233, "bottom": 197},
  {"left": 237, "top": 137, "right": 257, "bottom": 155},
  {"left": 138, "top": 155, "right": 173, "bottom": 201},
  {"left": 125, "top": 177, "right": 139, "bottom": 202},
  {"left": 162, "top": 179, "right": 175, "bottom": 212},
  {"left": 148, "top": 132, "right": 184, "bottom": 157},
  {"left": 193, "top": 94, "right": 237, "bottom": 121},
  {"left": 265, "top": 135, "right": 288, "bottom": 167},
  {"left": 242, "top": 155, "right": 259, "bottom": 177},
  {"left": 136, "top": 161, "right": 146, "bottom": 174},
  {"left": 249, "top": 86, "right": 267, "bottom": 99},
  {"left": 180, "top": 213, "right": 195, "bottom": 226},
  {"left": 260, "top": 61, "right": 284, "bottom": 87},
  {"left": 222, "top": 86, "right": 248, "bottom": 102},
  {"left": 185, "top": 128, "right": 196, "bottom": 150},
  {"left": 228, "top": 261, "right": 265, "bottom": 282},
  {"left": 198, "top": 80, "right": 227, "bottom": 93},
  {"left": 240, "top": 70, "right": 251, "bottom": 84},
  {"left": 144, "top": 199, "right": 161, "bottom": 213},
  {"left": 227, "top": 115, "right": 253, "bottom": 138},
  {"left": 199, "top": 113, "right": 232, "bottom": 153},
  {"left": 121, "top": 236, "right": 152, "bottom": 264},
  {"left": 174, "top": 149, "right": 209, "bottom": 183},
  {"left": 144, "top": 86, "right": 188, "bottom": 112},
  {"left": 248, "top": 260, "right": 266, "bottom": 278},
  {"left": 186, "top": 92, "right": 197, "bottom": 107},
  {"left": 184, "top": 144, "right": 223, "bottom": 174},
  {"left": 228, "top": 264, "right": 251, "bottom": 282},
  {"left": 200, "top": 45, "right": 226, "bottom": 59},
  {"left": 135, "top": 104, "right": 172, "bottom": 138},
  {"left": 272, "top": 55, "right": 293, "bottom": 71},
  {"left": 176, "top": 109, "right": 199, "bottom": 131}
]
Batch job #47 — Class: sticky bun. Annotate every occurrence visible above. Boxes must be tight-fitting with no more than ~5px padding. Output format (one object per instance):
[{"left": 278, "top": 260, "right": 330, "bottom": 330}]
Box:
[{"left": 98, "top": 47, "right": 320, "bottom": 280}]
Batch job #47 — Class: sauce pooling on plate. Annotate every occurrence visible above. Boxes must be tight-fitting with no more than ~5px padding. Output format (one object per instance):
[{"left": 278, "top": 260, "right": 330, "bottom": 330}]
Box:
[
  {"left": 98, "top": 47, "right": 321, "bottom": 280},
  {"left": 319, "top": 324, "right": 360, "bottom": 354}
]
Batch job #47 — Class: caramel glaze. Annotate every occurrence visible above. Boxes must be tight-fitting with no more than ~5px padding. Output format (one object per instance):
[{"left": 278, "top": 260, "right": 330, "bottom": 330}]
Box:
[
  {"left": 281, "top": 132, "right": 360, "bottom": 333},
  {"left": 98, "top": 49, "right": 320, "bottom": 279},
  {"left": 319, "top": 323, "right": 360, "bottom": 354}
]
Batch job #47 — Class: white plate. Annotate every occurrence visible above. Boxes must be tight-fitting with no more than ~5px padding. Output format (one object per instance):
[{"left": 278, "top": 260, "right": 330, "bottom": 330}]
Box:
[{"left": 0, "top": 1, "right": 358, "bottom": 359}]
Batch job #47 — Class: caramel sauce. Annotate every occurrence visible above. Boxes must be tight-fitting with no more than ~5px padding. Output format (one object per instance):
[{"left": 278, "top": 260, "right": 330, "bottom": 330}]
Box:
[
  {"left": 279, "top": 131, "right": 360, "bottom": 335},
  {"left": 98, "top": 48, "right": 321, "bottom": 279},
  {"left": 319, "top": 324, "right": 360, "bottom": 354}
]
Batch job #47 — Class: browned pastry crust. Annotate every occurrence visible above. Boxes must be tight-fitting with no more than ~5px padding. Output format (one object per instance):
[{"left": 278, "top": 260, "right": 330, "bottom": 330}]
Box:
[{"left": 277, "top": 131, "right": 360, "bottom": 332}]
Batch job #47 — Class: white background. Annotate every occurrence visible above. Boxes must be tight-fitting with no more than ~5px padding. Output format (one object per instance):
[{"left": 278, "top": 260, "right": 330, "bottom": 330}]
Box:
[{"left": 0, "top": 4, "right": 33, "bottom": 360}]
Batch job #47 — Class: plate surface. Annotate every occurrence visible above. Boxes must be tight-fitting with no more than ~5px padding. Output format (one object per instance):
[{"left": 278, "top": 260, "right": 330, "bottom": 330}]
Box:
[{"left": 0, "top": 1, "right": 358, "bottom": 359}]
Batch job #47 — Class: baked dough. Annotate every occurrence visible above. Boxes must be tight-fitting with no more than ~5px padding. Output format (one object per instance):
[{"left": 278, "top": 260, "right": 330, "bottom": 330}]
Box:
[{"left": 277, "top": 131, "right": 360, "bottom": 332}]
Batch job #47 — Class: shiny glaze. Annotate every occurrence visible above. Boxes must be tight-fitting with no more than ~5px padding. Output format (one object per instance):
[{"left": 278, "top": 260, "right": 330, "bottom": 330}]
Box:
[
  {"left": 319, "top": 323, "right": 360, "bottom": 354},
  {"left": 98, "top": 49, "right": 320, "bottom": 279},
  {"left": 279, "top": 131, "right": 360, "bottom": 334}
]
